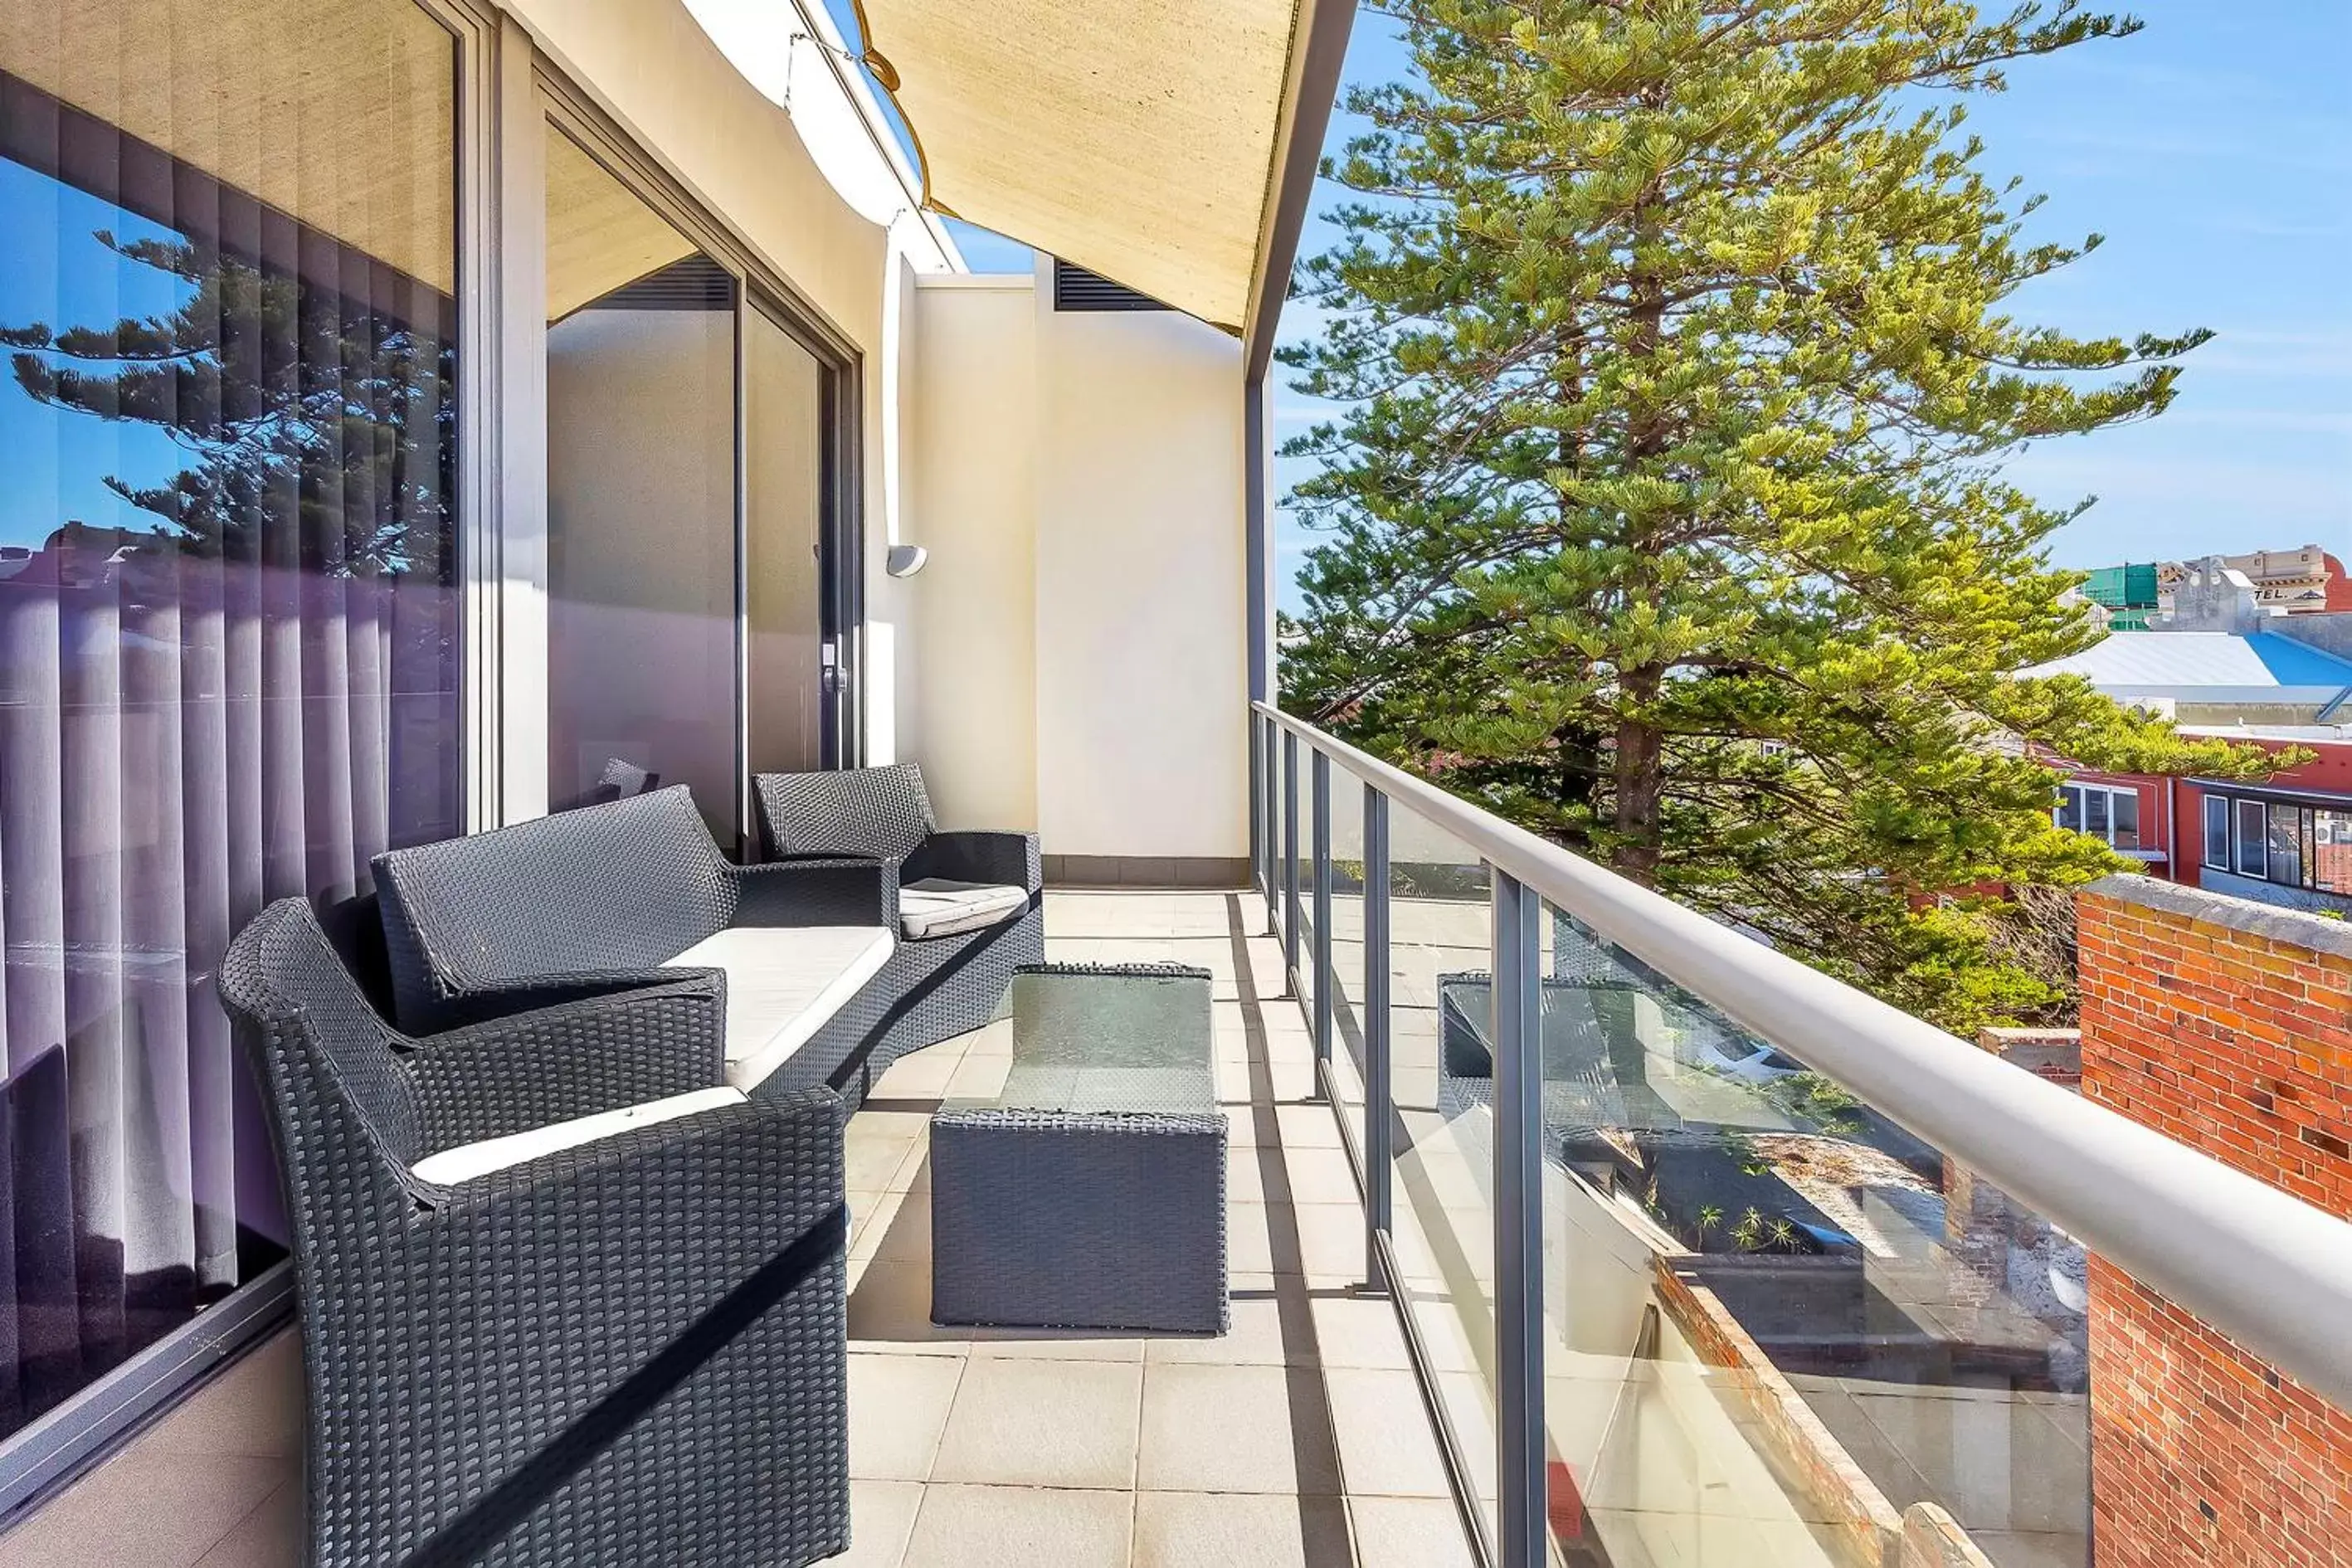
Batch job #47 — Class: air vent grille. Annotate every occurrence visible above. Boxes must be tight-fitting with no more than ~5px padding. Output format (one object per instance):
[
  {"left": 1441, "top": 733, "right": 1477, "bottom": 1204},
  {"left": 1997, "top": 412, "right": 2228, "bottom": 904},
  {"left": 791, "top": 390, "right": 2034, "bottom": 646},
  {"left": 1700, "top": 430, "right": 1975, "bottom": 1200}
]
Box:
[
  {"left": 587, "top": 254, "right": 735, "bottom": 312},
  {"left": 1052, "top": 261, "right": 1169, "bottom": 313}
]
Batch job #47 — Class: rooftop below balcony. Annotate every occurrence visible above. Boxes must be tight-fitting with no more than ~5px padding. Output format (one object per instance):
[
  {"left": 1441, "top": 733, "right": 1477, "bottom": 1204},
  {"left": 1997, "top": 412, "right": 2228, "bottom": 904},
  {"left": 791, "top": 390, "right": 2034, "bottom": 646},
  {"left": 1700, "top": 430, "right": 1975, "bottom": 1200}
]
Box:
[{"left": 0, "top": 891, "right": 1475, "bottom": 1568}]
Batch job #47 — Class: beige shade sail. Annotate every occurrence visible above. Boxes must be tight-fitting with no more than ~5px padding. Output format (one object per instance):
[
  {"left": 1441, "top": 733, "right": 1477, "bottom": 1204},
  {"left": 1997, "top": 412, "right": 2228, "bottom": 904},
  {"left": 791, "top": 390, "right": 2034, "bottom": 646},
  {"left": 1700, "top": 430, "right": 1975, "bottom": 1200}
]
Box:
[
  {"left": 855, "top": 0, "right": 1300, "bottom": 332},
  {"left": 2, "top": 0, "right": 457, "bottom": 294},
  {"left": 544, "top": 127, "right": 700, "bottom": 321}
]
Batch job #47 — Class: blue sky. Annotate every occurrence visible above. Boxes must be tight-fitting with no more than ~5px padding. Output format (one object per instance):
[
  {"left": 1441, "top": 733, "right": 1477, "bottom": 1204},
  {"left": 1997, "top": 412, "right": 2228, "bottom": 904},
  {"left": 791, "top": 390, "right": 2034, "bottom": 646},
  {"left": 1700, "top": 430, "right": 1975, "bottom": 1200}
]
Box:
[{"left": 1259, "top": 0, "right": 2352, "bottom": 613}]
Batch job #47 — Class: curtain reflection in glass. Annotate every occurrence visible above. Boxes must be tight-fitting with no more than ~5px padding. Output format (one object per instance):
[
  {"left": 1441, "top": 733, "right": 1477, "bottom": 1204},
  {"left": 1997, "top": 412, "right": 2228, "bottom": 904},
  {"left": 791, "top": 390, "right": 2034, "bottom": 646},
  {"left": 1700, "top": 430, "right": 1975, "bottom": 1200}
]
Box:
[{"left": 0, "top": 0, "right": 460, "bottom": 1436}]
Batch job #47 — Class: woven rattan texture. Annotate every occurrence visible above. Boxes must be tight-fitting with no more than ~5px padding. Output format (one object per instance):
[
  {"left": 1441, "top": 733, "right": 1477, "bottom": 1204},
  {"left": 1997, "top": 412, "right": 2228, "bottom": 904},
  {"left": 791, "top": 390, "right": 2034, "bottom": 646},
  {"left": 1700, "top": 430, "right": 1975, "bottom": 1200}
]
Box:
[
  {"left": 752, "top": 768, "right": 1046, "bottom": 1108},
  {"left": 756, "top": 763, "right": 936, "bottom": 860},
  {"left": 219, "top": 898, "right": 851, "bottom": 1568},
  {"left": 930, "top": 1109, "right": 1228, "bottom": 1333},
  {"left": 373, "top": 787, "right": 894, "bottom": 1035}
]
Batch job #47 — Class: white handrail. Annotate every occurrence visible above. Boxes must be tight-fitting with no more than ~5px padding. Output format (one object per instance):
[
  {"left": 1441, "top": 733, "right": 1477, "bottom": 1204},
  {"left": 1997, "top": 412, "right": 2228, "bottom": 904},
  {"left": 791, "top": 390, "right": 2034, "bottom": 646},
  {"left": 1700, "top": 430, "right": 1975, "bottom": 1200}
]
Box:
[{"left": 1255, "top": 701, "right": 2352, "bottom": 1410}]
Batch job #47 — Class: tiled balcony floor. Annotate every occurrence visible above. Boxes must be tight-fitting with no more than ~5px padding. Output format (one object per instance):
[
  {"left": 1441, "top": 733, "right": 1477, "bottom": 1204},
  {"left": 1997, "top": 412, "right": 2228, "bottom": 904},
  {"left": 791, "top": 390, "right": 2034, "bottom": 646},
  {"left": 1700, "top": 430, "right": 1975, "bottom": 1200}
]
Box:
[{"left": 0, "top": 889, "right": 1474, "bottom": 1568}]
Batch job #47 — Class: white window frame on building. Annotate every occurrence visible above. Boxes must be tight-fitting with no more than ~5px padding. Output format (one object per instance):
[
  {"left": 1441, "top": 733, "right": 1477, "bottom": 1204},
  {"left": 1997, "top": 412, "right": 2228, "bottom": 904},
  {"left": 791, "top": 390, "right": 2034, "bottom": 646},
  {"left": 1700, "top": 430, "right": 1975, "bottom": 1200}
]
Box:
[{"left": 2056, "top": 781, "right": 2142, "bottom": 851}]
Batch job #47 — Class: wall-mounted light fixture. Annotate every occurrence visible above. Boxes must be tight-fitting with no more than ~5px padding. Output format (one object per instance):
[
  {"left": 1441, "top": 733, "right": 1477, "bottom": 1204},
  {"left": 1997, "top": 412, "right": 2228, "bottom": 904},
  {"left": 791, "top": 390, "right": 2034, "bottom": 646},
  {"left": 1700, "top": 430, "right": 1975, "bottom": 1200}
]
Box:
[{"left": 885, "top": 543, "right": 928, "bottom": 578}]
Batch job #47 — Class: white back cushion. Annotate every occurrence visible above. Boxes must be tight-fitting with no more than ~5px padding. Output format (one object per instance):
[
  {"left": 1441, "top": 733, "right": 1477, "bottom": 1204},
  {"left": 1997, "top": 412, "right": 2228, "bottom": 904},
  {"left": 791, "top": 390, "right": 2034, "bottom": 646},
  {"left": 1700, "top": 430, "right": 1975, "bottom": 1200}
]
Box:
[{"left": 663, "top": 925, "right": 895, "bottom": 1090}]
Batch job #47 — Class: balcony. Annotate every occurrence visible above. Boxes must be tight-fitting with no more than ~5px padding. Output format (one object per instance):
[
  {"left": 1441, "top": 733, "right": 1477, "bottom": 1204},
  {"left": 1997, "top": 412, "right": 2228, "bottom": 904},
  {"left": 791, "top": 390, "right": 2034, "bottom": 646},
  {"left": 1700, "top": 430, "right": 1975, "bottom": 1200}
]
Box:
[
  {"left": 9, "top": 710, "right": 2350, "bottom": 1568},
  {"left": 2, "top": 1, "right": 2350, "bottom": 1565}
]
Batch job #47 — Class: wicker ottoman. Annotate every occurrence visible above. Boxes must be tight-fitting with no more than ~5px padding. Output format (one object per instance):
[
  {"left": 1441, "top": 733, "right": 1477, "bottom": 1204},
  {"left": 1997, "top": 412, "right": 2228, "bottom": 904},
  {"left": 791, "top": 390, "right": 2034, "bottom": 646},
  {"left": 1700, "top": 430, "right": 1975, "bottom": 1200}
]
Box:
[{"left": 930, "top": 963, "right": 1228, "bottom": 1334}]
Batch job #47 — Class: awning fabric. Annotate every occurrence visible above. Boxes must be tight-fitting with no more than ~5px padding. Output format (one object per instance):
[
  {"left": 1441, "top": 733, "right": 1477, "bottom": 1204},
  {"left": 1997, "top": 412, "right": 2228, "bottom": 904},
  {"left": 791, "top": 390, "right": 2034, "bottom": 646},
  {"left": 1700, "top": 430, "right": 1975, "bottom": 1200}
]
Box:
[
  {"left": 2, "top": 0, "right": 456, "bottom": 294},
  {"left": 545, "top": 126, "right": 698, "bottom": 321},
  {"left": 854, "top": 0, "right": 1301, "bottom": 332}
]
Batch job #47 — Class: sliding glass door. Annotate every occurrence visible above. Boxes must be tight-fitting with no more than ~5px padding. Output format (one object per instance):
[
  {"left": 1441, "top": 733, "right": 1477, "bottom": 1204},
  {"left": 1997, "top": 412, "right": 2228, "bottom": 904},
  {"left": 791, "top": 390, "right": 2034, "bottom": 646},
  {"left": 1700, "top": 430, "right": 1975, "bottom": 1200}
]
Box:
[
  {"left": 0, "top": 0, "right": 462, "bottom": 1436},
  {"left": 746, "top": 302, "right": 836, "bottom": 781},
  {"left": 543, "top": 125, "right": 740, "bottom": 839},
  {"left": 543, "top": 116, "right": 854, "bottom": 846}
]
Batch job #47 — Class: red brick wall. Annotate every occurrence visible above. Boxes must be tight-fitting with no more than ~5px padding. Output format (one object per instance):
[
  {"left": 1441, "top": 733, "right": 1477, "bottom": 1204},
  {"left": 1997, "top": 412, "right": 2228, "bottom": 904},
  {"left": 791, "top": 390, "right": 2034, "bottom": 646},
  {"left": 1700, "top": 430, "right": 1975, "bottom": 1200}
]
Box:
[{"left": 2077, "top": 879, "right": 2352, "bottom": 1566}]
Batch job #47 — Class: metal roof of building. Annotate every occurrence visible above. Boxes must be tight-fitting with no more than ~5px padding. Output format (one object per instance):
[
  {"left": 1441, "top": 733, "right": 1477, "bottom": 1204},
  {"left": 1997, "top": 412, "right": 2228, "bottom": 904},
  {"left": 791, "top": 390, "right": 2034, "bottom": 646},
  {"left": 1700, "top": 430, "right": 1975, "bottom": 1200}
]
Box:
[{"left": 2026, "top": 631, "right": 2352, "bottom": 703}]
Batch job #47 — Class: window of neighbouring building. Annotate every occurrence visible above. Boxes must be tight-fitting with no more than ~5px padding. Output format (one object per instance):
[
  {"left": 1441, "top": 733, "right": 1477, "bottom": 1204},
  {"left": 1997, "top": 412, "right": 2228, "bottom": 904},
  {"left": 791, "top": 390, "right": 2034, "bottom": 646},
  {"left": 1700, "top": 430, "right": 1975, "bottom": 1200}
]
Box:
[
  {"left": 2315, "top": 810, "right": 2352, "bottom": 895},
  {"left": 2057, "top": 782, "right": 2140, "bottom": 850},
  {"left": 2235, "top": 800, "right": 2269, "bottom": 877},
  {"left": 2203, "top": 789, "right": 2352, "bottom": 898}
]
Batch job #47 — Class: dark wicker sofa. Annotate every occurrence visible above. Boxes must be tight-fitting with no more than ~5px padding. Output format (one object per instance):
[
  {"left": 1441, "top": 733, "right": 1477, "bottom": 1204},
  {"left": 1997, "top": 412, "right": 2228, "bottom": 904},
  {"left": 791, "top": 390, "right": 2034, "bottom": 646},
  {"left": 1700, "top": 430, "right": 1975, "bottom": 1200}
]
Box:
[
  {"left": 369, "top": 786, "right": 910, "bottom": 1103},
  {"left": 220, "top": 897, "right": 848, "bottom": 1568},
  {"left": 755, "top": 763, "right": 1045, "bottom": 1102}
]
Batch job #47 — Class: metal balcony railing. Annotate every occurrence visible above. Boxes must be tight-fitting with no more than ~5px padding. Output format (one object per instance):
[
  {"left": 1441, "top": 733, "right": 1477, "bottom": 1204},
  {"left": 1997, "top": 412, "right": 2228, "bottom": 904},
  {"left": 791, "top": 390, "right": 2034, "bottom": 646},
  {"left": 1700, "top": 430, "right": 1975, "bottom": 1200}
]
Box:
[{"left": 1249, "top": 701, "right": 2352, "bottom": 1568}]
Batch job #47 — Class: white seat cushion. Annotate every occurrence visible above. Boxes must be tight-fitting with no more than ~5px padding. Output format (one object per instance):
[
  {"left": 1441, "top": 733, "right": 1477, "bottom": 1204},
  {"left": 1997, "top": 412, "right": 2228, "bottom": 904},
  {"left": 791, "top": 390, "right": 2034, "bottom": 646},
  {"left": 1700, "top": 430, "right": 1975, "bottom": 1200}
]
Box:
[
  {"left": 412, "top": 1087, "right": 744, "bottom": 1186},
  {"left": 662, "top": 925, "right": 896, "bottom": 1091},
  {"left": 898, "top": 879, "right": 1028, "bottom": 940}
]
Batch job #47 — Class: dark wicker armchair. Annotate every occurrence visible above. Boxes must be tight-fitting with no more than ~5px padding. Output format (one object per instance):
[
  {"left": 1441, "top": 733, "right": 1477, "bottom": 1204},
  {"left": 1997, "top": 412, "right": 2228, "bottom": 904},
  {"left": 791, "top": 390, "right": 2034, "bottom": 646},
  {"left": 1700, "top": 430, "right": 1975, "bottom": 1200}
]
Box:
[
  {"left": 755, "top": 762, "right": 1045, "bottom": 1100},
  {"left": 219, "top": 897, "right": 849, "bottom": 1568}
]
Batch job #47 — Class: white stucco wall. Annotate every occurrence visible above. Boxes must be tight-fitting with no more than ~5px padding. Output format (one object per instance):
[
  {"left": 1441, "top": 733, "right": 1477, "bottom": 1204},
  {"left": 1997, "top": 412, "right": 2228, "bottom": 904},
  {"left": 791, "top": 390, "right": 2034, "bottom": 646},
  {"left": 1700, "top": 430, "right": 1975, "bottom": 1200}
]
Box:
[
  {"left": 906, "top": 263, "right": 1249, "bottom": 860},
  {"left": 1031, "top": 263, "right": 1249, "bottom": 860},
  {"left": 908, "top": 278, "right": 1041, "bottom": 832}
]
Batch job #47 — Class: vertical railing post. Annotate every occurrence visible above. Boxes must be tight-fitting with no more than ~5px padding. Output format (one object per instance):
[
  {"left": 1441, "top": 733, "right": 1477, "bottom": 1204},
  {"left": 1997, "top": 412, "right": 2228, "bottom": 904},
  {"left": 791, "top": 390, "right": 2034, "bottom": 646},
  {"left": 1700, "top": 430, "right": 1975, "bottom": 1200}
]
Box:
[
  {"left": 1262, "top": 714, "right": 1280, "bottom": 933},
  {"left": 1311, "top": 748, "right": 1333, "bottom": 1083},
  {"left": 1362, "top": 784, "right": 1391, "bottom": 1290},
  {"left": 1492, "top": 871, "right": 1546, "bottom": 1568},
  {"left": 1282, "top": 728, "right": 1301, "bottom": 991},
  {"left": 1249, "top": 711, "right": 1265, "bottom": 902}
]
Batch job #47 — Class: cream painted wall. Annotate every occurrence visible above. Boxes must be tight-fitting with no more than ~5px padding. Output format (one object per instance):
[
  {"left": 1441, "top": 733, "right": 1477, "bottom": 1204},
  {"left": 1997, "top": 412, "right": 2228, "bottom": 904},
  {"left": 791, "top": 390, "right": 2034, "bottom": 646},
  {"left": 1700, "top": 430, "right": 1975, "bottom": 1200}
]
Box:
[
  {"left": 1032, "top": 263, "right": 1249, "bottom": 860},
  {"left": 494, "top": 0, "right": 1249, "bottom": 856},
  {"left": 905, "top": 265, "right": 1249, "bottom": 859},
  {"left": 908, "top": 278, "right": 1040, "bottom": 832}
]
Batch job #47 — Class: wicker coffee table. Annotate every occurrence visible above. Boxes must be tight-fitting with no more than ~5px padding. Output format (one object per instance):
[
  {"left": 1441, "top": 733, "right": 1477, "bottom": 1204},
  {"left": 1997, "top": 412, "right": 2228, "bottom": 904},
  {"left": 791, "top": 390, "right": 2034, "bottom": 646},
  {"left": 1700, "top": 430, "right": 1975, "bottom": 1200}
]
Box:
[{"left": 929, "top": 962, "right": 1228, "bottom": 1334}]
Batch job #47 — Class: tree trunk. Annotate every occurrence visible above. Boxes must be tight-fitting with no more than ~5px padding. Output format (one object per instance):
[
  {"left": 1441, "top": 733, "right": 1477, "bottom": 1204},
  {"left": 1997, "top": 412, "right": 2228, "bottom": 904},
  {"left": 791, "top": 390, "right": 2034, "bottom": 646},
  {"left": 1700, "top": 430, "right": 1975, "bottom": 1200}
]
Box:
[{"left": 1612, "top": 670, "right": 1665, "bottom": 884}]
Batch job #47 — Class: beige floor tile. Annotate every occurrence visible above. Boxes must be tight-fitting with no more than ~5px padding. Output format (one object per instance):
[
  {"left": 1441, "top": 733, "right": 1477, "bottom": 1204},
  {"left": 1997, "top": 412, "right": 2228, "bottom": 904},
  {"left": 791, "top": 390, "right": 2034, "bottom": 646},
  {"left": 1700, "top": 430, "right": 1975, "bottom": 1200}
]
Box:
[
  {"left": 144, "top": 1332, "right": 304, "bottom": 1461},
  {"left": 943, "top": 1051, "right": 1010, "bottom": 1098},
  {"left": 1230, "top": 1203, "right": 1373, "bottom": 1283},
  {"left": 1132, "top": 1491, "right": 1354, "bottom": 1568},
  {"left": 1308, "top": 1295, "right": 1415, "bottom": 1371},
  {"left": 848, "top": 1185, "right": 915, "bottom": 1261},
  {"left": 1279, "top": 1146, "right": 1365, "bottom": 1206},
  {"left": 858, "top": 1188, "right": 934, "bottom": 1265},
  {"left": 845, "top": 1131, "right": 923, "bottom": 1192},
  {"left": 0, "top": 1449, "right": 290, "bottom": 1568},
  {"left": 836, "top": 1479, "right": 925, "bottom": 1568},
  {"left": 189, "top": 1479, "right": 300, "bottom": 1568},
  {"left": 848, "top": 1354, "right": 966, "bottom": 1481},
  {"left": 964, "top": 1327, "right": 1149, "bottom": 1362},
  {"left": 870, "top": 1047, "right": 963, "bottom": 1099},
  {"left": 930, "top": 1358, "right": 1143, "bottom": 1489},
  {"left": 1326, "top": 1369, "right": 1454, "bottom": 1497},
  {"left": 848, "top": 1259, "right": 970, "bottom": 1354},
  {"left": 899, "top": 1484, "right": 1132, "bottom": 1568},
  {"left": 1274, "top": 1103, "right": 1346, "bottom": 1149},
  {"left": 1142, "top": 1292, "right": 1303, "bottom": 1368},
  {"left": 1138, "top": 1363, "right": 1342, "bottom": 1495},
  {"left": 1227, "top": 1142, "right": 1273, "bottom": 1203},
  {"left": 1349, "top": 1496, "right": 1476, "bottom": 1568}
]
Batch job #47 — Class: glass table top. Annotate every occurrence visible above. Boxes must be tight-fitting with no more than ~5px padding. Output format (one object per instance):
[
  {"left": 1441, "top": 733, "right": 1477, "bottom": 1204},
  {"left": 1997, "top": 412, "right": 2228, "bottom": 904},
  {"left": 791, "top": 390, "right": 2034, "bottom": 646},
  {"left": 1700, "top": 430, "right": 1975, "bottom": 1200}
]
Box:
[{"left": 944, "top": 964, "right": 1216, "bottom": 1117}]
